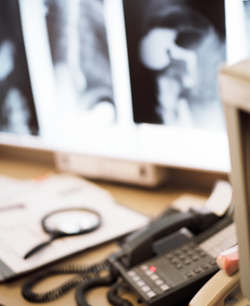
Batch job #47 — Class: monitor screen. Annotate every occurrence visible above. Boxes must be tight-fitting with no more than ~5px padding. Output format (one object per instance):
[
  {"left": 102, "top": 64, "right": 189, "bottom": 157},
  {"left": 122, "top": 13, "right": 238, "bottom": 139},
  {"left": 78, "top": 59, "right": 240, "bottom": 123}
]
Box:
[{"left": 0, "top": 0, "right": 235, "bottom": 173}]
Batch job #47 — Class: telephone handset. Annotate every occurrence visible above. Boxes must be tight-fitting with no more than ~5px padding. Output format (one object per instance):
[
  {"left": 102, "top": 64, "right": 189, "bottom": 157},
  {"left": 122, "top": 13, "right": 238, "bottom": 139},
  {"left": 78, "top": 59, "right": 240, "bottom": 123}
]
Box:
[
  {"left": 109, "top": 215, "right": 236, "bottom": 306},
  {"left": 118, "top": 206, "right": 221, "bottom": 268},
  {"left": 189, "top": 270, "right": 241, "bottom": 306}
]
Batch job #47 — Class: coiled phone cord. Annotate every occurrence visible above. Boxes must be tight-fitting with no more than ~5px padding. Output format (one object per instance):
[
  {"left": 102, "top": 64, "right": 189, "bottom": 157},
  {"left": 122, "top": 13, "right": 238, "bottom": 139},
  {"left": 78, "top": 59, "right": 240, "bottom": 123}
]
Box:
[
  {"left": 22, "top": 259, "right": 133, "bottom": 306},
  {"left": 22, "top": 259, "right": 116, "bottom": 303},
  {"left": 74, "top": 276, "right": 133, "bottom": 306},
  {"left": 107, "top": 280, "right": 133, "bottom": 306}
]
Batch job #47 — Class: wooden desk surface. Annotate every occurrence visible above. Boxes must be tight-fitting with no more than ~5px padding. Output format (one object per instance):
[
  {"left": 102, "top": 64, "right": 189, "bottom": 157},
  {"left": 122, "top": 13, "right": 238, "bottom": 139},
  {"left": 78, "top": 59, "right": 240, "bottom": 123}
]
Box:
[{"left": 0, "top": 156, "right": 209, "bottom": 306}]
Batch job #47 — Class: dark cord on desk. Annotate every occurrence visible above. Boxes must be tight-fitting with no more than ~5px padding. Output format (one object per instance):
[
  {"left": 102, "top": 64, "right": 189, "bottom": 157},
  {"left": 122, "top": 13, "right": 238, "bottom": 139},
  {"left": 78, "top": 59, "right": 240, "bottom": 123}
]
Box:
[{"left": 22, "top": 259, "right": 132, "bottom": 306}]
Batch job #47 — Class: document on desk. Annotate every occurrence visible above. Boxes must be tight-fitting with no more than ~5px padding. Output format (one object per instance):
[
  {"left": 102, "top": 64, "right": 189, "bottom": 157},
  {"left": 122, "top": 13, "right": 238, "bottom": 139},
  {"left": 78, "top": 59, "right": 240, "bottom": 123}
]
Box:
[{"left": 0, "top": 174, "right": 149, "bottom": 281}]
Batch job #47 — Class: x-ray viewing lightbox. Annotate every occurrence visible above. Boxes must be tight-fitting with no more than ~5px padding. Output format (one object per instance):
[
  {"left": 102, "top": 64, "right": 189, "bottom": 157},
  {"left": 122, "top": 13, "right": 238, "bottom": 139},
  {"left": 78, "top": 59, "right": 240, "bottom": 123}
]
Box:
[{"left": 0, "top": 0, "right": 248, "bottom": 182}]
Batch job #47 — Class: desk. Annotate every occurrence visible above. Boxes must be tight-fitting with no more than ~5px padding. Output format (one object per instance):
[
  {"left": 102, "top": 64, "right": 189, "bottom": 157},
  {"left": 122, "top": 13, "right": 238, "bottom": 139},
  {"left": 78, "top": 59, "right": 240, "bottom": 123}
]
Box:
[{"left": 0, "top": 155, "right": 210, "bottom": 306}]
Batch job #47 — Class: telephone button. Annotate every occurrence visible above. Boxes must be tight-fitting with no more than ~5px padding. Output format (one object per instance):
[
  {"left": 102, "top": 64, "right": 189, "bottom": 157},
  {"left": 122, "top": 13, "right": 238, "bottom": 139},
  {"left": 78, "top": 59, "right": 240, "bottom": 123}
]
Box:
[
  {"left": 160, "top": 284, "right": 170, "bottom": 291},
  {"left": 174, "top": 250, "right": 181, "bottom": 256},
  {"left": 194, "top": 267, "right": 202, "bottom": 274},
  {"left": 146, "top": 291, "right": 156, "bottom": 298},
  {"left": 136, "top": 280, "right": 146, "bottom": 287},
  {"left": 155, "top": 279, "right": 164, "bottom": 286},
  {"left": 202, "top": 263, "right": 210, "bottom": 270},
  {"left": 181, "top": 246, "right": 188, "bottom": 252},
  {"left": 178, "top": 254, "right": 185, "bottom": 260},
  {"left": 170, "top": 258, "right": 178, "bottom": 264},
  {"left": 132, "top": 275, "right": 141, "bottom": 282},
  {"left": 145, "top": 270, "right": 153, "bottom": 276},
  {"left": 195, "top": 248, "right": 207, "bottom": 257},
  {"left": 188, "top": 242, "right": 196, "bottom": 248},
  {"left": 150, "top": 274, "right": 159, "bottom": 280},
  {"left": 166, "top": 253, "right": 174, "bottom": 260},
  {"left": 141, "top": 285, "right": 151, "bottom": 292},
  {"left": 185, "top": 271, "right": 194, "bottom": 278},
  {"left": 140, "top": 265, "right": 148, "bottom": 271},
  {"left": 175, "top": 263, "right": 183, "bottom": 269},
  {"left": 128, "top": 271, "right": 136, "bottom": 277},
  {"left": 184, "top": 259, "right": 191, "bottom": 265}
]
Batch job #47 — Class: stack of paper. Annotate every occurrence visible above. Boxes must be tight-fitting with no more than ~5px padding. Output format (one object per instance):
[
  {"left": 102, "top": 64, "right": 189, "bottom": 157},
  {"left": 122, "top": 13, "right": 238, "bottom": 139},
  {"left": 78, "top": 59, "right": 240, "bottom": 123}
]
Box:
[{"left": 0, "top": 174, "right": 149, "bottom": 281}]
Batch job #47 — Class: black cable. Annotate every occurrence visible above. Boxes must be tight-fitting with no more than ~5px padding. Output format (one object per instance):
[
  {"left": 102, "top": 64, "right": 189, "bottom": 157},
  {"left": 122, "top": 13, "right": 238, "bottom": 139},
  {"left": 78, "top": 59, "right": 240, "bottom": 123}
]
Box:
[
  {"left": 75, "top": 274, "right": 117, "bottom": 306},
  {"left": 22, "top": 260, "right": 114, "bottom": 303},
  {"left": 22, "top": 259, "right": 134, "bottom": 306},
  {"left": 107, "top": 281, "right": 133, "bottom": 306}
]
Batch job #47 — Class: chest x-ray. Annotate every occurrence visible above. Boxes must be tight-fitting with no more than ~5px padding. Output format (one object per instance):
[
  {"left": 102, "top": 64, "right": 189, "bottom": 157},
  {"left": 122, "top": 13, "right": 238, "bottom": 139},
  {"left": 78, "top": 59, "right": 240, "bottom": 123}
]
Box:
[
  {"left": 0, "top": 0, "right": 116, "bottom": 138},
  {"left": 0, "top": 1, "right": 39, "bottom": 135},
  {"left": 124, "top": 0, "right": 226, "bottom": 131},
  {"left": 43, "top": 0, "right": 116, "bottom": 126}
]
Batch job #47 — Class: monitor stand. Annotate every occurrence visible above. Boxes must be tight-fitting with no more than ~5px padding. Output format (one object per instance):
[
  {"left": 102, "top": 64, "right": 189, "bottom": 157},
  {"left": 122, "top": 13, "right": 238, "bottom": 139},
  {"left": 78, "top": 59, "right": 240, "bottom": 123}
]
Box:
[{"left": 55, "top": 152, "right": 169, "bottom": 187}]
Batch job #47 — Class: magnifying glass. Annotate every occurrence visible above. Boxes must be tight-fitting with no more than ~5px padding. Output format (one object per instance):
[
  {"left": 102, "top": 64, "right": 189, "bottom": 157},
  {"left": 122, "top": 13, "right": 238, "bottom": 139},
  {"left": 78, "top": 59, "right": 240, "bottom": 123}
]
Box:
[{"left": 24, "top": 208, "right": 101, "bottom": 259}]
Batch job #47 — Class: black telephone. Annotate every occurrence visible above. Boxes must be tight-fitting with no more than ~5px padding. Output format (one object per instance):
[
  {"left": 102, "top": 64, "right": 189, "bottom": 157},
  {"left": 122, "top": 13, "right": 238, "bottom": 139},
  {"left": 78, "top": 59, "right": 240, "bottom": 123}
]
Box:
[
  {"left": 108, "top": 208, "right": 236, "bottom": 306},
  {"left": 22, "top": 182, "right": 235, "bottom": 306}
]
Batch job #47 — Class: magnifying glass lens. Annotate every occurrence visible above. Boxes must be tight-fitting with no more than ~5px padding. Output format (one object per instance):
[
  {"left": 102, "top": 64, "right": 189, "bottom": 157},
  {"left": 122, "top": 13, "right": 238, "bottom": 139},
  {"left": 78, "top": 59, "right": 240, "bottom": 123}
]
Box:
[{"left": 44, "top": 210, "right": 101, "bottom": 234}]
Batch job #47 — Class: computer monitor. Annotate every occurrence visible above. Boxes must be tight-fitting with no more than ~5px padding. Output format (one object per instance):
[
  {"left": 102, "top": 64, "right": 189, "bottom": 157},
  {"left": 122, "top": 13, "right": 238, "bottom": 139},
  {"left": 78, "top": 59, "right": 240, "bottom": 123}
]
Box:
[
  {"left": 220, "top": 0, "right": 250, "bottom": 296},
  {"left": 220, "top": 58, "right": 250, "bottom": 300},
  {"left": 219, "top": 3, "right": 250, "bottom": 297},
  {"left": 0, "top": 0, "right": 240, "bottom": 185}
]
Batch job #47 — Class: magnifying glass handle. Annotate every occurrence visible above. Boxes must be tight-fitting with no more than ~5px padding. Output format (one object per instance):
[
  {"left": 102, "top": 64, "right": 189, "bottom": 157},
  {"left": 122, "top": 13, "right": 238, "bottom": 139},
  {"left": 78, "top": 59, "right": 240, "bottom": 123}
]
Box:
[{"left": 24, "top": 239, "right": 53, "bottom": 259}]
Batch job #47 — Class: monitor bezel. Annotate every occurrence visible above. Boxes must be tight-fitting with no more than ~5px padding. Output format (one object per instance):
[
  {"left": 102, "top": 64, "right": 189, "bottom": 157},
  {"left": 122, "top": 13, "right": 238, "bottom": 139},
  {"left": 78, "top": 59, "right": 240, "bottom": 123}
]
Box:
[{"left": 221, "top": 58, "right": 250, "bottom": 300}]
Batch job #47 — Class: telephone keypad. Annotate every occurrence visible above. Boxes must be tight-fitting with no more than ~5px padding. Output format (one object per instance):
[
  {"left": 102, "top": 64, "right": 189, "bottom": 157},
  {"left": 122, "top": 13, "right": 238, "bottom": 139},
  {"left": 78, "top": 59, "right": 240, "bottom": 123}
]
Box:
[
  {"left": 127, "top": 265, "right": 173, "bottom": 300},
  {"left": 164, "top": 241, "right": 215, "bottom": 281},
  {"left": 124, "top": 221, "right": 237, "bottom": 304},
  {"left": 127, "top": 247, "right": 212, "bottom": 301}
]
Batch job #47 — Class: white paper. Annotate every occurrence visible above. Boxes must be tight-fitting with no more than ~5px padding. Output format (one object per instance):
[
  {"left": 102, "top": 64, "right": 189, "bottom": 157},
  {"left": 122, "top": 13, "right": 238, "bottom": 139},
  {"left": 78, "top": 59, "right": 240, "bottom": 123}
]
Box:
[
  {"left": 205, "top": 180, "right": 232, "bottom": 217},
  {"left": 171, "top": 180, "right": 232, "bottom": 217},
  {"left": 0, "top": 174, "right": 149, "bottom": 280}
]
